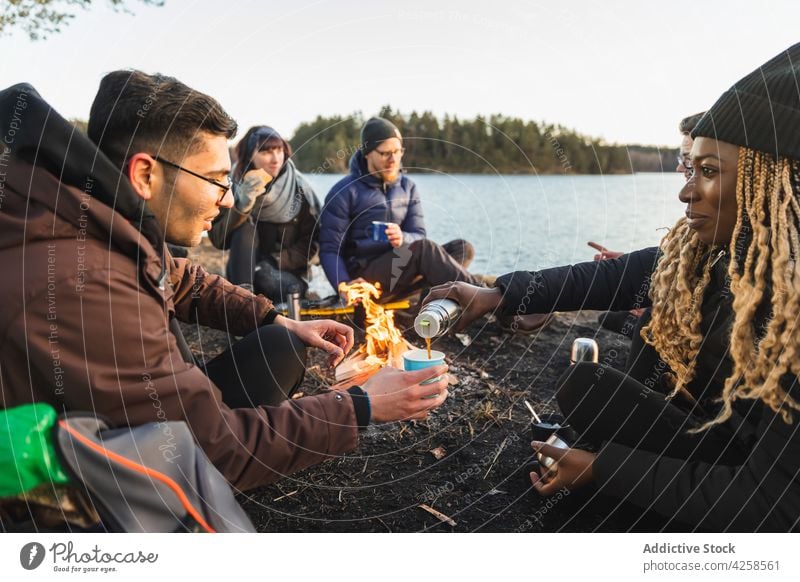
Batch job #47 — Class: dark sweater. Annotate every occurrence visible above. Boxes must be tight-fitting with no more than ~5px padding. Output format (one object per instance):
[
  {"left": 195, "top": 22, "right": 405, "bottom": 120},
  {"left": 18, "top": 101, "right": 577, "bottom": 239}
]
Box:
[
  {"left": 255, "top": 197, "right": 319, "bottom": 275},
  {"left": 495, "top": 249, "right": 800, "bottom": 531}
]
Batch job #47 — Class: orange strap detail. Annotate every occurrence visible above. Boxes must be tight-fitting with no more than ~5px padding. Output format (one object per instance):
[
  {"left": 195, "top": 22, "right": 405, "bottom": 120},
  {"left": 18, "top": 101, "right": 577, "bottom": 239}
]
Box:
[{"left": 57, "top": 420, "right": 216, "bottom": 533}]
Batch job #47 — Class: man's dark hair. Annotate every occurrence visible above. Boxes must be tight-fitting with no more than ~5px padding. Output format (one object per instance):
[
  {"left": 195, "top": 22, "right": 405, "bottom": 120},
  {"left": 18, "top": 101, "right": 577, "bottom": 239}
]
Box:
[
  {"left": 678, "top": 112, "right": 706, "bottom": 135},
  {"left": 88, "top": 70, "right": 237, "bottom": 168}
]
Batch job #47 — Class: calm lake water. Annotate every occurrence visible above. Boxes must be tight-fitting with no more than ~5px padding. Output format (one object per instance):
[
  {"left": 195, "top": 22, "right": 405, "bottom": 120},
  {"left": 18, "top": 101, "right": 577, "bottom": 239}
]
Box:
[{"left": 303, "top": 172, "right": 687, "bottom": 296}]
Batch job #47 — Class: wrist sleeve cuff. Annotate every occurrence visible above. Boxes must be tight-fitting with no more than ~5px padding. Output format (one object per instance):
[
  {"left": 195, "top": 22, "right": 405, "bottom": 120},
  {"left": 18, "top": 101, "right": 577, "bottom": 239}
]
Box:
[
  {"left": 262, "top": 309, "right": 280, "bottom": 325},
  {"left": 346, "top": 386, "right": 371, "bottom": 429}
]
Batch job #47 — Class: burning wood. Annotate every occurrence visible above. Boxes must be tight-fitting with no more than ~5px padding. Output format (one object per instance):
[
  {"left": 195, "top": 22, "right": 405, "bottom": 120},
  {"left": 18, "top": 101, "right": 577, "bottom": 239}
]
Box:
[{"left": 334, "top": 280, "right": 415, "bottom": 385}]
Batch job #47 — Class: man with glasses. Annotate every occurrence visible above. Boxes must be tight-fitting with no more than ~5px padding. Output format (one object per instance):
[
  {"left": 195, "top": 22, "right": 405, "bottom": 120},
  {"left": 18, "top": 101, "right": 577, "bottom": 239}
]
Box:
[
  {"left": 676, "top": 111, "right": 704, "bottom": 180},
  {"left": 0, "top": 73, "right": 450, "bottom": 497},
  {"left": 320, "top": 117, "right": 483, "bottom": 301}
]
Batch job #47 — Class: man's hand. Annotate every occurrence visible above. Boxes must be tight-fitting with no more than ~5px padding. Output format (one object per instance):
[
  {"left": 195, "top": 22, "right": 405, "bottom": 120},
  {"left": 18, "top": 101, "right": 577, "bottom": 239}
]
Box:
[
  {"left": 587, "top": 241, "right": 623, "bottom": 262},
  {"left": 276, "top": 316, "right": 354, "bottom": 367},
  {"left": 529, "top": 441, "right": 596, "bottom": 495},
  {"left": 385, "top": 222, "right": 403, "bottom": 248},
  {"left": 362, "top": 365, "right": 449, "bottom": 422},
  {"left": 235, "top": 168, "right": 272, "bottom": 213},
  {"left": 422, "top": 282, "right": 504, "bottom": 333}
]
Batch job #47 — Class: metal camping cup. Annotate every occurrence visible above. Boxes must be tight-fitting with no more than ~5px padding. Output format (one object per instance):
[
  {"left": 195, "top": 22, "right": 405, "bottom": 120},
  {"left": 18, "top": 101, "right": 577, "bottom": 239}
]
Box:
[
  {"left": 414, "top": 299, "right": 462, "bottom": 338},
  {"left": 530, "top": 414, "right": 572, "bottom": 471},
  {"left": 537, "top": 432, "right": 570, "bottom": 471},
  {"left": 371, "top": 221, "right": 391, "bottom": 242},
  {"left": 571, "top": 338, "right": 599, "bottom": 364}
]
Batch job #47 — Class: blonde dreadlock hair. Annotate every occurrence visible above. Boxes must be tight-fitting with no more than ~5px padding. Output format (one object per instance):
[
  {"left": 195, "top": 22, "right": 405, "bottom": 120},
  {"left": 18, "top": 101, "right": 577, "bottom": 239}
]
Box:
[{"left": 642, "top": 147, "right": 800, "bottom": 429}]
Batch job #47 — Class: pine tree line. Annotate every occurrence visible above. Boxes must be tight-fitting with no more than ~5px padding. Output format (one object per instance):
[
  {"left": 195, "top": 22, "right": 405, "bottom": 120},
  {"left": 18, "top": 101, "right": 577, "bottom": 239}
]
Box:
[{"left": 290, "top": 106, "right": 676, "bottom": 175}]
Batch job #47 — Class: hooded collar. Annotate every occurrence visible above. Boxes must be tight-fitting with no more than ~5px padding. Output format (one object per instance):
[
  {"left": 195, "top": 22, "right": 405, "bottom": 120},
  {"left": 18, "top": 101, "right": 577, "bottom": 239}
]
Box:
[{"left": 0, "top": 83, "right": 168, "bottom": 285}]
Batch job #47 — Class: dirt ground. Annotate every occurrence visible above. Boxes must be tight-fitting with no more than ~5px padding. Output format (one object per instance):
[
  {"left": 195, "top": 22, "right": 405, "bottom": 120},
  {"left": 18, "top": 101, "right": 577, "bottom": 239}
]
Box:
[{"left": 183, "top": 239, "right": 677, "bottom": 532}]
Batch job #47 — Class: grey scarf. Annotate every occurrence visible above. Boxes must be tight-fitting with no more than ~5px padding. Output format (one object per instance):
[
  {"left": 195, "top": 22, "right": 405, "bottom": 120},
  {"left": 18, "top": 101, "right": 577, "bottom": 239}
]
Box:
[{"left": 254, "top": 159, "right": 306, "bottom": 223}]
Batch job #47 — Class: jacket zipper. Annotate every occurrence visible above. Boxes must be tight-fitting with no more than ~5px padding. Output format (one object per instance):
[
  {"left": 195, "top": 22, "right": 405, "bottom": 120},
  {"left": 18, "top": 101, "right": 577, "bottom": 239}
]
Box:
[
  {"left": 383, "top": 181, "right": 390, "bottom": 222},
  {"left": 709, "top": 248, "right": 726, "bottom": 268}
]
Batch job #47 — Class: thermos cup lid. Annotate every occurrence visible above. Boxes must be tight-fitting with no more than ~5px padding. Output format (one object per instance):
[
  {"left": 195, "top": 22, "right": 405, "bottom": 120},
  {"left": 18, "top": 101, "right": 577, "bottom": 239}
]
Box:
[
  {"left": 414, "top": 313, "right": 441, "bottom": 338},
  {"left": 571, "top": 337, "right": 599, "bottom": 364}
]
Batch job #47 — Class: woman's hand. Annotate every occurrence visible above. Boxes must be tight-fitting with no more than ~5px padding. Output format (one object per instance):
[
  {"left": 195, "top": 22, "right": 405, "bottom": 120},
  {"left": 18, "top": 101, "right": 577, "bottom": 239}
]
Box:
[
  {"left": 421, "top": 282, "right": 504, "bottom": 332},
  {"left": 587, "top": 241, "right": 623, "bottom": 261},
  {"left": 276, "top": 316, "right": 354, "bottom": 367},
  {"left": 385, "top": 223, "right": 403, "bottom": 248},
  {"left": 235, "top": 168, "right": 272, "bottom": 213},
  {"left": 530, "top": 441, "right": 596, "bottom": 495}
]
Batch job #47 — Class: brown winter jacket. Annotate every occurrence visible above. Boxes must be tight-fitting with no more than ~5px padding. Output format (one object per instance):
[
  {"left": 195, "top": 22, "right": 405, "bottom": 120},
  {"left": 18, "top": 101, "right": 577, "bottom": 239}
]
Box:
[{"left": 0, "top": 83, "right": 359, "bottom": 491}]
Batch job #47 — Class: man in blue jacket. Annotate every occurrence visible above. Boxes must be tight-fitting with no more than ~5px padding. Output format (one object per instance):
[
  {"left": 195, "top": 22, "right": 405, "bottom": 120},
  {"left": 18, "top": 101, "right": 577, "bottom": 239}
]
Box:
[{"left": 319, "top": 117, "right": 483, "bottom": 298}]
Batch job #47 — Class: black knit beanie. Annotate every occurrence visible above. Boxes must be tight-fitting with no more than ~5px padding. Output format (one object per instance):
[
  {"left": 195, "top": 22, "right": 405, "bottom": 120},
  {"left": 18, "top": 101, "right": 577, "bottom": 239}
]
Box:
[
  {"left": 692, "top": 43, "right": 800, "bottom": 159},
  {"left": 360, "top": 117, "right": 402, "bottom": 154}
]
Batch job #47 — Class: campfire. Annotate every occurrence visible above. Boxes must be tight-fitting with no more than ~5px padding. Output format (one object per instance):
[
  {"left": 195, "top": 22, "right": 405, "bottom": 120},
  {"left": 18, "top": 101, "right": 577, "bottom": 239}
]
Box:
[{"left": 333, "top": 280, "right": 415, "bottom": 386}]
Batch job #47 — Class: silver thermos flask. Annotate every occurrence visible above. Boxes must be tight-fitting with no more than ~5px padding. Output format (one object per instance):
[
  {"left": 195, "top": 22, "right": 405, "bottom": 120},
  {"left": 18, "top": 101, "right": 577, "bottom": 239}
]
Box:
[
  {"left": 570, "top": 337, "right": 599, "bottom": 364},
  {"left": 287, "top": 286, "right": 302, "bottom": 321},
  {"left": 414, "top": 299, "right": 462, "bottom": 338}
]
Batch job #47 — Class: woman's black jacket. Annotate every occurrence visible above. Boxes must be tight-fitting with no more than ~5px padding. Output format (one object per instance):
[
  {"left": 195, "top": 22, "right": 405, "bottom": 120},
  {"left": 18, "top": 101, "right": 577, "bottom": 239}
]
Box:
[{"left": 496, "top": 248, "right": 800, "bottom": 531}]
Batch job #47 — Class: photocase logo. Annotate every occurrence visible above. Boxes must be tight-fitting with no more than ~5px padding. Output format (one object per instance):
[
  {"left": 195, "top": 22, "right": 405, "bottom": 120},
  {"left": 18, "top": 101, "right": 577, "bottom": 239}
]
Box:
[
  {"left": 389, "top": 244, "right": 412, "bottom": 291},
  {"left": 20, "top": 542, "right": 46, "bottom": 570}
]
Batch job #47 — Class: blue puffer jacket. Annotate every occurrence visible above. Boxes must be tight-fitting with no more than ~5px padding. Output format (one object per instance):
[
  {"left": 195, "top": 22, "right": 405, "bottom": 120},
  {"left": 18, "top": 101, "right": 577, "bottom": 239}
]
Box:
[{"left": 319, "top": 150, "right": 426, "bottom": 289}]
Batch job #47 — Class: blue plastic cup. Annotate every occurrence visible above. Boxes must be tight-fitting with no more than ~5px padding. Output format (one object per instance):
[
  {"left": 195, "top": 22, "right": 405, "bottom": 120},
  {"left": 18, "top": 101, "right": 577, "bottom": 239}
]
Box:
[
  {"left": 403, "top": 349, "right": 445, "bottom": 391},
  {"left": 371, "top": 221, "right": 391, "bottom": 242}
]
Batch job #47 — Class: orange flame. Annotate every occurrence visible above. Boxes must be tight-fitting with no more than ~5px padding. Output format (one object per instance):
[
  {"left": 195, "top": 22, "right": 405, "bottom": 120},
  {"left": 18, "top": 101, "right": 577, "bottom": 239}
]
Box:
[{"left": 339, "top": 280, "right": 406, "bottom": 367}]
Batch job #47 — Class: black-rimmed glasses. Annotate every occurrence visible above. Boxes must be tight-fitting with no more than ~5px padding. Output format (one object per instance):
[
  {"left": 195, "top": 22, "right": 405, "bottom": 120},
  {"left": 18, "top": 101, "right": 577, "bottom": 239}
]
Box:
[
  {"left": 152, "top": 155, "right": 232, "bottom": 204},
  {"left": 677, "top": 154, "right": 694, "bottom": 180},
  {"left": 373, "top": 147, "right": 405, "bottom": 160}
]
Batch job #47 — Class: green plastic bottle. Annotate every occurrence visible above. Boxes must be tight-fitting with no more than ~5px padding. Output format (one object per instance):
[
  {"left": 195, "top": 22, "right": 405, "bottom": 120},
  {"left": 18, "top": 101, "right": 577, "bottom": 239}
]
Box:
[{"left": 0, "top": 403, "right": 70, "bottom": 497}]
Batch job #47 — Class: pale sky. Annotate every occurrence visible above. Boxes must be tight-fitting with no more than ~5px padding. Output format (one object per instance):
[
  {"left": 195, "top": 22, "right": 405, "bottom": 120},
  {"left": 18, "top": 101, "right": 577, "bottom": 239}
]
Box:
[{"left": 1, "top": 0, "right": 797, "bottom": 147}]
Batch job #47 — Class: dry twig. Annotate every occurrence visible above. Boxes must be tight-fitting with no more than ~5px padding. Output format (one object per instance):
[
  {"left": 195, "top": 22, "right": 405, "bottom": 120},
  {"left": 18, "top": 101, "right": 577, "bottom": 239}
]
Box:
[
  {"left": 273, "top": 490, "right": 299, "bottom": 502},
  {"left": 483, "top": 435, "right": 510, "bottom": 479},
  {"left": 418, "top": 504, "right": 457, "bottom": 527}
]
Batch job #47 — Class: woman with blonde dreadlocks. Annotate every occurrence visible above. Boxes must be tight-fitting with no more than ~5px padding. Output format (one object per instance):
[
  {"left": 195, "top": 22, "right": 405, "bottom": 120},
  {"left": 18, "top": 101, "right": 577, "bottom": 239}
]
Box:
[{"left": 423, "top": 43, "right": 800, "bottom": 531}]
